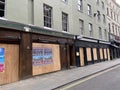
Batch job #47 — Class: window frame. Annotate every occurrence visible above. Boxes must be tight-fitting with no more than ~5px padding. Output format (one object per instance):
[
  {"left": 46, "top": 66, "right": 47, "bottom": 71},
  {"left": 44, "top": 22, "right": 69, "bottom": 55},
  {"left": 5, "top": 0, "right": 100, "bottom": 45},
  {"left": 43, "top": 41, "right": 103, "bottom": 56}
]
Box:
[
  {"left": 0, "top": 0, "right": 5, "bottom": 17},
  {"left": 88, "top": 23, "right": 93, "bottom": 37},
  {"left": 87, "top": 4, "right": 92, "bottom": 16},
  {"left": 103, "top": 14, "right": 106, "bottom": 23},
  {"left": 97, "top": 10, "right": 101, "bottom": 21},
  {"left": 99, "top": 27, "right": 102, "bottom": 39},
  {"left": 101, "top": 1, "right": 104, "bottom": 9},
  {"left": 62, "top": 0, "right": 68, "bottom": 3},
  {"left": 79, "top": 19, "right": 84, "bottom": 35},
  {"left": 62, "top": 12, "right": 68, "bottom": 32},
  {"left": 78, "top": 0, "right": 83, "bottom": 11},
  {"left": 43, "top": 4, "right": 53, "bottom": 28},
  {"left": 104, "top": 29, "right": 107, "bottom": 40}
]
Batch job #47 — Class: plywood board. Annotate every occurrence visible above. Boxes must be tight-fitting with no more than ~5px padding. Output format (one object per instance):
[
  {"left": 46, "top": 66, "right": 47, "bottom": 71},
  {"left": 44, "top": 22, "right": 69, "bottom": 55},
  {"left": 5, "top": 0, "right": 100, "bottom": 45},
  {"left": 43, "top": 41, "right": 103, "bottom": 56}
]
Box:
[
  {"left": 107, "top": 48, "right": 110, "bottom": 60},
  {"left": 100, "top": 48, "right": 103, "bottom": 60},
  {"left": 32, "top": 43, "right": 61, "bottom": 76},
  {"left": 93, "top": 48, "right": 97, "bottom": 60},
  {"left": 79, "top": 48, "right": 84, "bottom": 66},
  {"left": 86, "top": 48, "right": 92, "bottom": 61},
  {"left": 0, "top": 44, "right": 19, "bottom": 85},
  {"left": 104, "top": 49, "right": 107, "bottom": 59}
]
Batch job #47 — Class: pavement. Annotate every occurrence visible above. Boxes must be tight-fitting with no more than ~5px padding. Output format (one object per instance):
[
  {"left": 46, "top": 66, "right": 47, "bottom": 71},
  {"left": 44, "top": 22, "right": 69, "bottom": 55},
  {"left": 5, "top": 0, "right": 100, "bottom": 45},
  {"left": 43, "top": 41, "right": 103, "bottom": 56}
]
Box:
[{"left": 0, "top": 59, "right": 120, "bottom": 90}]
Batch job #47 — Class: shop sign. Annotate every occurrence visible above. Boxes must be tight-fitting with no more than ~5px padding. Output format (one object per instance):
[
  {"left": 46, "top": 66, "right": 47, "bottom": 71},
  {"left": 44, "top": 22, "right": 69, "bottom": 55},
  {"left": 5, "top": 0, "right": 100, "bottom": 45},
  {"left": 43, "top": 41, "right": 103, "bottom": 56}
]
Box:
[
  {"left": 0, "top": 48, "right": 5, "bottom": 72},
  {"left": 32, "top": 47, "right": 53, "bottom": 66}
]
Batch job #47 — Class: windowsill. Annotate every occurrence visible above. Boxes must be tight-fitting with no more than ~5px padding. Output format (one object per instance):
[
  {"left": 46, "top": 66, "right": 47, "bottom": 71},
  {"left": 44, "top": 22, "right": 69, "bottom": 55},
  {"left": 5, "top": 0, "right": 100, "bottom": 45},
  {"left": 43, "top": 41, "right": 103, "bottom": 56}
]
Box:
[
  {"left": 61, "top": 0, "right": 68, "bottom": 4},
  {"left": 62, "top": 30, "right": 70, "bottom": 34},
  {"left": 43, "top": 26, "right": 53, "bottom": 30},
  {"left": 78, "top": 10, "right": 83, "bottom": 13},
  {"left": 88, "top": 15, "right": 92, "bottom": 18},
  {"left": 0, "top": 17, "right": 7, "bottom": 20}
]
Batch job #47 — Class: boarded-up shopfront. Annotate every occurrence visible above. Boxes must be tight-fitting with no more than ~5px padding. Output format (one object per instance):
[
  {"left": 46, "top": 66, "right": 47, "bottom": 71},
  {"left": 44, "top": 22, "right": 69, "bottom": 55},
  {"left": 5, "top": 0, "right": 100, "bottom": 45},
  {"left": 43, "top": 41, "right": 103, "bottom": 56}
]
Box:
[
  {"left": 75, "top": 37, "right": 111, "bottom": 67},
  {"left": 0, "top": 19, "right": 75, "bottom": 85},
  {"left": 32, "top": 43, "right": 61, "bottom": 76},
  {"left": 0, "top": 28, "right": 20, "bottom": 85},
  {"left": 0, "top": 44, "right": 19, "bottom": 85}
]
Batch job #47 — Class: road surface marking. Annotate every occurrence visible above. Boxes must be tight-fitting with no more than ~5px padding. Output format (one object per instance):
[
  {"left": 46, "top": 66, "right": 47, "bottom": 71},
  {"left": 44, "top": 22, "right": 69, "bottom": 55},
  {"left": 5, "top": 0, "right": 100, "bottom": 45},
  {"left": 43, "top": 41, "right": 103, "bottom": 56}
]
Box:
[{"left": 58, "top": 65, "right": 120, "bottom": 90}]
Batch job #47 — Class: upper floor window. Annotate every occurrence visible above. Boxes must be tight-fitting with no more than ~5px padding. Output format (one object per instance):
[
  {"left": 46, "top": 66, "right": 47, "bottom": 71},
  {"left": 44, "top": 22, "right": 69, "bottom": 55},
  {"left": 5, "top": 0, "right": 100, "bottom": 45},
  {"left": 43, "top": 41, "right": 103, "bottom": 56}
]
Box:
[
  {"left": 0, "top": 0, "right": 5, "bottom": 17},
  {"left": 79, "top": 19, "right": 84, "bottom": 35},
  {"left": 114, "top": 12, "right": 116, "bottom": 21},
  {"left": 117, "top": 14, "right": 119, "bottom": 22},
  {"left": 112, "top": 23, "right": 114, "bottom": 34},
  {"left": 89, "top": 23, "right": 93, "bottom": 37},
  {"left": 107, "top": 8, "right": 109, "bottom": 16},
  {"left": 101, "top": 1, "right": 104, "bottom": 9},
  {"left": 104, "top": 29, "right": 107, "bottom": 40},
  {"left": 115, "top": 25, "right": 118, "bottom": 36},
  {"left": 111, "top": 9, "right": 113, "bottom": 19},
  {"left": 103, "top": 14, "right": 106, "bottom": 23},
  {"left": 97, "top": 11, "right": 101, "bottom": 21},
  {"left": 78, "top": 0, "right": 83, "bottom": 11},
  {"left": 44, "top": 4, "right": 52, "bottom": 28},
  {"left": 108, "top": 23, "right": 111, "bottom": 32},
  {"left": 62, "top": 12, "right": 68, "bottom": 32},
  {"left": 99, "top": 27, "right": 102, "bottom": 39},
  {"left": 62, "top": 0, "right": 67, "bottom": 3},
  {"left": 87, "top": 4, "right": 92, "bottom": 16},
  {"left": 96, "top": 0, "right": 99, "bottom": 5}
]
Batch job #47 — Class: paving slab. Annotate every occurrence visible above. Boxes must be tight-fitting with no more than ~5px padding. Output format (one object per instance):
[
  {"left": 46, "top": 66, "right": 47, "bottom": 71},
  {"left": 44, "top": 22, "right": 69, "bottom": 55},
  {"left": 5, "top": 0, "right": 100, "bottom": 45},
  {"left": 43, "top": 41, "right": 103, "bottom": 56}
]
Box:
[{"left": 0, "top": 59, "right": 120, "bottom": 90}]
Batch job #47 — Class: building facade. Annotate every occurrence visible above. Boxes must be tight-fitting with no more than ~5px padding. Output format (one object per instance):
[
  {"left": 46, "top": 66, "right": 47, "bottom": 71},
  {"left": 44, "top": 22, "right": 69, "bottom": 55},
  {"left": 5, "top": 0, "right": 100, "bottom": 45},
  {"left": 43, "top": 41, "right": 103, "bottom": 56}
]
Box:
[
  {"left": 107, "top": 0, "right": 120, "bottom": 59},
  {"left": 1, "top": 0, "right": 108, "bottom": 41},
  {"left": 0, "top": 0, "right": 119, "bottom": 85}
]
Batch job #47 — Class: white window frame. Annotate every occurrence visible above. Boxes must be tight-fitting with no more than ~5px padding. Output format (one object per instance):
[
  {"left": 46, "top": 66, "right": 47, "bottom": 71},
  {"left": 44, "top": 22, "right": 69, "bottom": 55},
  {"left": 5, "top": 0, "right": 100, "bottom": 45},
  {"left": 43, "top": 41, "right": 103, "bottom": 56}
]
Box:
[
  {"left": 0, "top": 0, "right": 5, "bottom": 17},
  {"left": 79, "top": 19, "right": 84, "bottom": 35},
  {"left": 87, "top": 4, "right": 92, "bottom": 16},
  {"left": 89, "top": 23, "right": 93, "bottom": 37},
  {"left": 99, "top": 27, "right": 102, "bottom": 39},
  {"left": 104, "top": 29, "right": 107, "bottom": 40},
  {"left": 43, "top": 4, "right": 52, "bottom": 28},
  {"left": 103, "top": 14, "right": 106, "bottom": 23},
  {"left": 102, "top": 1, "right": 104, "bottom": 9},
  {"left": 62, "top": 0, "right": 68, "bottom": 3},
  {"left": 62, "top": 12, "right": 68, "bottom": 32},
  {"left": 78, "top": 0, "right": 83, "bottom": 11}
]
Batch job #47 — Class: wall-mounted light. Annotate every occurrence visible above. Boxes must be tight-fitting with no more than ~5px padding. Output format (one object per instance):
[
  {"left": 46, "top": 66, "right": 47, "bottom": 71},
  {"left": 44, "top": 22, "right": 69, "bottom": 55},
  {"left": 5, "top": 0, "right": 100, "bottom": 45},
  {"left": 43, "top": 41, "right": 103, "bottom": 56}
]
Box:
[{"left": 24, "top": 26, "right": 31, "bottom": 32}]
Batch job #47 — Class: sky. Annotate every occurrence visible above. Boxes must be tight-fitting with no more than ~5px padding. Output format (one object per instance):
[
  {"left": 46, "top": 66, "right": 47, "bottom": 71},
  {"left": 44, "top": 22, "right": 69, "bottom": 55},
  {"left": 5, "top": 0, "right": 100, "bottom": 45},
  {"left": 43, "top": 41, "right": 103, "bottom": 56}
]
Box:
[{"left": 116, "top": 0, "right": 120, "bottom": 5}]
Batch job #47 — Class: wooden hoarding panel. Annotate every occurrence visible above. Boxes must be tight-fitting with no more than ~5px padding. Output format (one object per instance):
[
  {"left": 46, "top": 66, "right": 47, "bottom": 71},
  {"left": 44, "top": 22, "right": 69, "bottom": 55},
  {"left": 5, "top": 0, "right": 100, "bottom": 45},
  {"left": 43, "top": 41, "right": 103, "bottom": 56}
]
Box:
[
  {"left": 100, "top": 48, "right": 103, "bottom": 60},
  {"left": 93, "top": 48, "right": 97, "bottom": 61},
  {"left": 86, "top": 48, "right": 92, "bottom": 61},
  {"left": 104, "top": 49, "right": 107, "bottom": 59},
  {"left": 32, "top": 43, "right": 61, "bottom": 76},
  {"left": 79, "top": 48, "right": 84, "bottom": 66},
  {"left": 107, "top": 48, "right": 110, "bottom": 60},
  {"left": 0, "top": 44, "right": 19, "bottom": 85}
]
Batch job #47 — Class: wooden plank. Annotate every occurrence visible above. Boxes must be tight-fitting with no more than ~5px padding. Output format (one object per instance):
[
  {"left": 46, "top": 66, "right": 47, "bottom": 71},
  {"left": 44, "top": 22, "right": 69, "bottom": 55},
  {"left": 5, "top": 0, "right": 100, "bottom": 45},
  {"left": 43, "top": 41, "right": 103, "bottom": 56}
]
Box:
[
  {"left": 93, "top": 48, "right": 97, "bottom": 60},
  {"left": 107, "top": 48, "right": 110, "bottom": 60},
  {"left": 0, "top": 44, "right": 19, "bottom": 85},
  {"left": 79, "top": 48, "right": 84, "bottom": 66},
  {"left": 104, "top": 49, "right": 107, "bottom": 59},
  {"left": 32, "top": 43, "right": 61, "bottom": 76},
  {"left": 86, "top": 48, "right": 92, "bottom": 61},
  {"left": 100, "top": 48, "right": 103, "bottom": 60}
]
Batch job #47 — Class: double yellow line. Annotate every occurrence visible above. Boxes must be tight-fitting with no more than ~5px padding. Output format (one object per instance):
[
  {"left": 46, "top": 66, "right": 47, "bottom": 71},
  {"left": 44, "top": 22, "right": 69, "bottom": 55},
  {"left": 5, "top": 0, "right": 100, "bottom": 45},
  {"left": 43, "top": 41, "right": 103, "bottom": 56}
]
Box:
[{"left": 58, "top": 65, "right": 120, "bottom": 90}]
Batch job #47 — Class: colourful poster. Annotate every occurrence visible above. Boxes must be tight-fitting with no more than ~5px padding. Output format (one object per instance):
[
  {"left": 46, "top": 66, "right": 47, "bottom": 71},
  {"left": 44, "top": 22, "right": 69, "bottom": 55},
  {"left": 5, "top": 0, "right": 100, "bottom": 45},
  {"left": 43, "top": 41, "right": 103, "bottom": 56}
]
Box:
[
  {"left": 0, "top": 48, "right": 5, "bottom": 72},
  {"left": 32, "top": 47, "right": 53, "bottom": 66}
]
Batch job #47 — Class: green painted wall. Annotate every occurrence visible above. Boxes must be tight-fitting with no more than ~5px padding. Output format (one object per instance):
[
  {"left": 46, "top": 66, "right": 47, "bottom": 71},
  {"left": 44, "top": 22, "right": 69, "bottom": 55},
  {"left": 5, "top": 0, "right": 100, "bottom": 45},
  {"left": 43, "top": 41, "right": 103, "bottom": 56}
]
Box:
[{"left": 5, "top": 0, "right": 109, "bottom": 41}]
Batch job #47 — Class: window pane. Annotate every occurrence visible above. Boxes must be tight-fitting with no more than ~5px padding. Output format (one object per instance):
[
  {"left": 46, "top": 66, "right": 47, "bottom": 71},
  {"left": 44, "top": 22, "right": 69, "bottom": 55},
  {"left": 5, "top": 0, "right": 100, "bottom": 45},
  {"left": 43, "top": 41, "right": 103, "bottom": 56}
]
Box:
[
  {"left": 62, "top": 12, "right": 68, "bottom": 31},
  {"left": 44, "top": 4, "right": 52, "bottom": 28}
]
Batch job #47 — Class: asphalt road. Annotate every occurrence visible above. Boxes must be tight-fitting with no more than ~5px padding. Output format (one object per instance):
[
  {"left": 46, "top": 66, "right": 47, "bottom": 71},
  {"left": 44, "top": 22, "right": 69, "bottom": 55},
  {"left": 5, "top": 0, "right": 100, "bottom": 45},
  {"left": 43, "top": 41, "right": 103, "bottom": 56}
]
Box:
[{"left": 60, "top": 66, "right": 120, "bottom": 90}]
